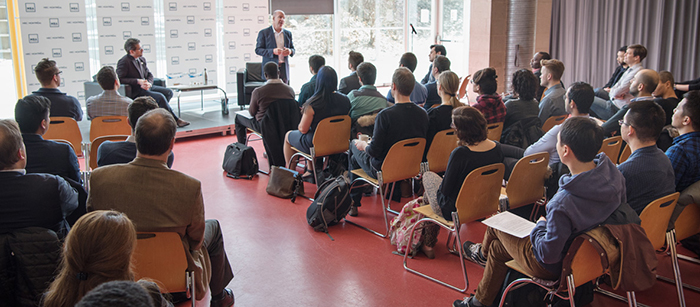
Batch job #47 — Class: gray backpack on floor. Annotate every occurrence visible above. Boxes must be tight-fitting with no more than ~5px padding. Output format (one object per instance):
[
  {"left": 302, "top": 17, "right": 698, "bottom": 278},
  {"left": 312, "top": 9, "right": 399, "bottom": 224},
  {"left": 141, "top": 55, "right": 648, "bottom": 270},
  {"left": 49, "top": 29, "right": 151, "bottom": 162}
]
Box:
[{"left": 306, "top": 176, "right": 352, "bottom": 234}]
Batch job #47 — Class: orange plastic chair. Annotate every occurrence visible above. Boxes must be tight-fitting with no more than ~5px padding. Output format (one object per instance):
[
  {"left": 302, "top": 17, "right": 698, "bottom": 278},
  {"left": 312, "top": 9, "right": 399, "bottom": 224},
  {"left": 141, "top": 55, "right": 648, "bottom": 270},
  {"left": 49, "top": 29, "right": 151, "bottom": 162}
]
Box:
[
  {"left": 598, "top": 136, "right": 622, "bottom": 162},
  {"left": 423, "top": 129, "right": 459, "bottom": 173},
  {"left": 88, "top": 135, "right": 129, "bottom": 170},
  {"left": 618, "top": 144, "right": 631, "bottom": 164},
  {"left": 541, "top": 114, "right": 568, "bottom": 133},
  {"left": 486, "top": 122, "right": 504, "bottom": 142},
  {"left": 501, "top": 153, "right": 549, "bottom": 220},
  {"left": 43, "top": 117, "right": 84, "bottom": 157},
  {"left": 89, "top": 116, "right": 131, "bottom": 142}
]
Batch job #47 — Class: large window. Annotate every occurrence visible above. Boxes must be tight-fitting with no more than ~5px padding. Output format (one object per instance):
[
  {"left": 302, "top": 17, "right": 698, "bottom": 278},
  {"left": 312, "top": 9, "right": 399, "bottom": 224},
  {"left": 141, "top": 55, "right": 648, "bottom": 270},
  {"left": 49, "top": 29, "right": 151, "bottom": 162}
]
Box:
[
  {"left": 408, "top": 0, "right": 435, "bottom": 82},
  {"left": 285, "top": 15, "right": 333, "bottom": 91},
  {"left": 0, "top": 0, "right": 17, "bottom": 118}
]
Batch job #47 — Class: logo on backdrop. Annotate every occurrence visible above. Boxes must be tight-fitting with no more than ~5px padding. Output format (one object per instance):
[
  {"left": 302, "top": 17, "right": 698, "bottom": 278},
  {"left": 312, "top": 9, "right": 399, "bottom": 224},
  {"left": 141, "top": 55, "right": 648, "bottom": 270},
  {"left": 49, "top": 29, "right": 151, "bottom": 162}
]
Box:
[
  {"left": 243, "top": 28, "right": 250, "bottom": 36},
  {"left": 74, "top": 62, "right": 84, "bottom": 71},
  {"left": 105, "top": 46, "right": 114, "bottom": 55},
  {"left": 121, "top": 3, "right": 130, "bottom": 11},
  {"left": 187, "top": 16, "right": 195, "bottom": 24},
  {"left": 25, "top": 3, "right": 36, "bottom": 12},
  {"left": 188, "top": 42, "right": 196, "bottom": 51},
  {"left": 204, "top": 28, "right": 212, "bottom": 37},
  {"left": 103, "top": 17, "right": 112, "bottom": 26},
  {"left": 69, "top": 3, "right": 79, "bottom": 12},
  {"left": 203, "top": 2, "right": 211, "bottom": 10},
  {"left": 141, "top": 17, "right": 149, "bottom": 26},
  {"left": 143, "top": 44, "right": 151, "bottom": 53},
  {"left": 77, "top": 91, "right": 85, "bottom": 100},
  {"left": 258, "top": 16, "right": 264, "bottom": 24},
  {"left": 189, "top": 68, "right": 197, "bottom": 74},
  {"left": 28, "top": 34, "right": 39, "bottom": 44},
  {"left": 170, "top": 30, "right": 178, "bottom": 38},
  {"left": 229, "top": 66, "right": 237, "bottom": 75},
  {"left": 169, "top": 2, "right": 177, "bottom": 11},
  {"left": 205, "top": 54, "right": 213, "bottom": 63},
  {"left": 228, "top": 16, "right": 235, "bottom": 24},
  {"left": 31, "top": 65, "right": 36, "bottom": 74},
  {"left": 171, "top": 56, "right": 179, "bottom": 65},
  {"left": 49, "top": 18, "right": 59, "bottom": 28},
  {"left": 52, "top": 48, "right": 62, "bottom": 58},
  {"left": 242, "top": 3, "right": 249, "bottom": 11},
  {"left": 244, "top": 53, "right": 251, "bottom": 62},
  {"left": 72, "top": 33, "right": 82, "bottom": 42},
  {"left": 123, "top": 31, "right": 132, "bottom": 39},
  {"left": 228, "top": 41, "right": 236, "bottom": 49}
]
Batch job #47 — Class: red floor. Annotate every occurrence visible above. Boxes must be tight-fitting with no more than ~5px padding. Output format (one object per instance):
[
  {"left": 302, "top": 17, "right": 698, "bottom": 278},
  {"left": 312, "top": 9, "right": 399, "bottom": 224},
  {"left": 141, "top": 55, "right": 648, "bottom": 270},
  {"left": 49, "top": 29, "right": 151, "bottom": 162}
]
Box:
[{"left": 167, "top": 134, "right": 700, "bottom": 307}]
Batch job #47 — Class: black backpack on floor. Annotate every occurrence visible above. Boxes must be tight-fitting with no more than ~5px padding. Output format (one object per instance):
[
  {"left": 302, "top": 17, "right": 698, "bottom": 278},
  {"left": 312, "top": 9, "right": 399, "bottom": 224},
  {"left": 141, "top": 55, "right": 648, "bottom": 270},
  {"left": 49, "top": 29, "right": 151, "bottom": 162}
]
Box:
[
  {"left": 306, "top": 176, "right": 352, "bottom": 234},
  {"left": 222, "top": 143, "right": 259, "bottom": 179}
]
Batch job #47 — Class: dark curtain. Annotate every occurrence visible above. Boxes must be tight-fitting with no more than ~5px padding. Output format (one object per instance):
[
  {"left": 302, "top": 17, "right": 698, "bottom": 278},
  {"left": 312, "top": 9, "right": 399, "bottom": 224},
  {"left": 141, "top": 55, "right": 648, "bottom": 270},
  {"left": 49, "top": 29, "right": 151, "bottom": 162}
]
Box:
[{"left": 550, "top": 0, "right": 699, "bottom": 88}]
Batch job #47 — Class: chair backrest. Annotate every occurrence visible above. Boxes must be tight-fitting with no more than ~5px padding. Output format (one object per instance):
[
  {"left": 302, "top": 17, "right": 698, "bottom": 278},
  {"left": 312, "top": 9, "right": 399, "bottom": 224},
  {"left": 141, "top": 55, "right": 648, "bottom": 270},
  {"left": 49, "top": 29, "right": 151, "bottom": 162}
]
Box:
[
  {"left": 486, "top": 122, "right": 504, "bottom": 141},
  {"left": 426, "top": 129, "right": 459, "bottom": 173},
  {"left": 133, "top": 232, "right": 189, "bottom": 294},
  {"left": 380, "top": 138, "right": 426, "bottom": 184},
  {"left": 245, "top": 62, "right": 264, "bottom": 82},
  {"left": 43, "top": 116, "right": 83, "bottom": 156},
  {"left": 598, "top": 136, "right": 622, "bottom": 162},
  {"left": 673, "top": 203, "right": 700, "bottom": 242},
  {"left": 90, "top": 116, "right": 131, "bottom": 142},
  {"left": 561, "top": 233, "right": 609, "bottom": 291},
  {"left": 639, "top": 192, "right": 680, "bottom": 249},
  {"left": 618, "top": 143, "right": 631, "bottom": 164},
  {"left": 454, "top": 163, "right": 505, "bottom": 224},
  {"left": 312, "top": 115, "right": 351, "bottom": 157},
  {"left": 506, "top": 152, "right": 550, "bottom": 210},
  {"left": 542, "top": 115, "right": 568, "bottom": 133},
  {"left": 89, "top": 135, "right": 130, "bottom": 170}
]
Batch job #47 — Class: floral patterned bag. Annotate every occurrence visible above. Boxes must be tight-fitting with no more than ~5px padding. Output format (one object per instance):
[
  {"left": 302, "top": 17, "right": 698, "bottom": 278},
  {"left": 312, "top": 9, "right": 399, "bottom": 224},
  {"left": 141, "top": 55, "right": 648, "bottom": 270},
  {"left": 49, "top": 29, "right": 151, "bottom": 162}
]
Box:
[{"left": 389, "top": 197, "right": 426, "bottom": 256}]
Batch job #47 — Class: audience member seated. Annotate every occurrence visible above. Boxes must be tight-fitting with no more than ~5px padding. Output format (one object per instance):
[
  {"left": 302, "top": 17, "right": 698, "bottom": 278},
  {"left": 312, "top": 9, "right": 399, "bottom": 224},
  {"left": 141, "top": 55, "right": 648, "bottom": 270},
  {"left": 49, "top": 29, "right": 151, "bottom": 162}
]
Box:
[
  {"left": 86, "top": 66, "right": 132, "bottom": 120},
  {"left": 43, "top": 211, "right": 172, "bottom": 307},
  {"left": 530, "top": 51, "right": 551, "bottom": 101},
  {"left": 595, "top": 45, "right": 629, "bottom": 101},
  {"left": 590, "top": 44, "right": 646, "bottom": 120},
  {"left": 97, "top": 96, "right": 174, "bottom": 168},
  {"left": 298, "top": 55, "right": 325, "bottom": 106},
  {"left": 28, "top": 58, "right": 83, "bottom": 121},
  {"left": 348, "top": 62, "right": 390, "bottom": 137},
  {"left": 284, "top": 66, "right": 351, "bottom": 167},
  {"left": 420, "top": 106, "right": 504, "bottom": 258},
  {"left": 423, "top": 55, "right": 451, "bottom": 110},
  {"left": 674, "top": 76, "right": 700, "bottom": 95},
  {"left": 525, "top": 82, "right": 598, "bottom": 165},
  {"left": 503, "top": 69, "right": 540, "bottom": 132},
  {"left": 666, "top": 90, "right": 700, "bottom": 192},
  {"left": 0, "top": 119, "right": 78, "bottom": 238},
  {"left": 349, "top": 67, "right": 429, "bottom": 216},
  {"left": 76, "top": 280, "right": 171, "bottom": 307},
  {"left": 88, "top": 110, "right": 235, "bottom": 307},
  {"left": 387, "top": 53, "right": 428, "bottom": 106},
  {"left": 601, "top": 69, "right": 658, "bottom": 137},
  {"left": 454, "top": 117, "right": 625, "bottom": 307},
  {"left": 422, "top": 44, "right": 446, "bottom": 84},
  {"left": 470, "top": 67, "right": 505, "bottom": 124},
  {"left": 235, "top": 62, "right": 296, "bottom": 144},
  {"left": 537, "top": 59, "right": 568, "bottom": 124},
  {"left": 424, "top": 71, "right": 464, "bottom": 160},
  {"left": 618, "top": 100, "right": 676, "bottom": 214},
  {"left": 653, "top": 70, "right": 681, "bottom": 125},
  {"left": 338, "top": 51, "right": 364, "bottom": 95}
]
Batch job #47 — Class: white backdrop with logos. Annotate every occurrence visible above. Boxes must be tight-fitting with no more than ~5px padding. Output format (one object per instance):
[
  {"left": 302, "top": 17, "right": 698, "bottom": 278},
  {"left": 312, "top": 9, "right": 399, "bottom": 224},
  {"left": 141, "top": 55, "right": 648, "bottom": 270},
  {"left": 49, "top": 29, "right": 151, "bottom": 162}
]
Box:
[
  {"left": 17, "top": 0, "right": 90, "bottom": 101},
  {"left": 222, "top": 1, "right": 267, "bottom": 93}
]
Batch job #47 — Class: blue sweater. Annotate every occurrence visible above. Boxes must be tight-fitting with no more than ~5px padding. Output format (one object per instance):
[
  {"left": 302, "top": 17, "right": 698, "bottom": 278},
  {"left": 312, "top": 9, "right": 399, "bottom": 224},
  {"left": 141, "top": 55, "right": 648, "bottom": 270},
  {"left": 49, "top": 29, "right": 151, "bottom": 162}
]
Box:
[
  {"left": 530, "top": 153, "right": 626, "bottom": 274},
  {"left": 618, "top": 145, "right": 676, "bottom": 214}
]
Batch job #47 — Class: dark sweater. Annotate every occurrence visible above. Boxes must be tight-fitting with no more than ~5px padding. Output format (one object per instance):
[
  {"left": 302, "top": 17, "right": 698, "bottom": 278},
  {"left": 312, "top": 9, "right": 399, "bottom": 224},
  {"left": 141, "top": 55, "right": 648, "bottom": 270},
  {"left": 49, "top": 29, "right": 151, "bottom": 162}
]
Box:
[
  {"left": 503, "top": 98, "right": 539, "bottom": 132},
  {"left": 437, "top": 143, "right": 504, "bottom": 219},
  {"left": 425, "top": 105, "right": 453, "bottom": 159},
  {"left": 655, "top": 97, "right": 679, "bottom": 126},
  {"left": 366, "top": 102, "right": 429, "bottom": 170},
  {"left": 617, "top": 145, "right": 676, "bottom": 214}
]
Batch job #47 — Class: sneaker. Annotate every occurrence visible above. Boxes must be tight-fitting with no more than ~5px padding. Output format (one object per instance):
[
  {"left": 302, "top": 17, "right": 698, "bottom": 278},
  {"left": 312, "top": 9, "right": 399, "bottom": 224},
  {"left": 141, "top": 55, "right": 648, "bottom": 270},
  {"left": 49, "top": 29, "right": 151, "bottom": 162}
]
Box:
[
  {"left": 348, "top": 206, "right": 358, "bottom": 217},
  {"left": 210, "top": 288, "right": 234, "bottom": 307},
  {"left": 453, "top": 296, "right": 481, "bottom": 307},
  {"left": 462, "top": 241, "right": 487, "bottom": 267}
]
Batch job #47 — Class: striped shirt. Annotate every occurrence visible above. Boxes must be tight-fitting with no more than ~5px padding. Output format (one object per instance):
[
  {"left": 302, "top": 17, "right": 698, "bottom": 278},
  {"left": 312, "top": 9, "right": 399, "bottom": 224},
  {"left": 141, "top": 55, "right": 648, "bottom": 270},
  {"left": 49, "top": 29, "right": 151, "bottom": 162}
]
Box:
[{"left": 86, "top": 90, "right": 132, "bottom": 120}]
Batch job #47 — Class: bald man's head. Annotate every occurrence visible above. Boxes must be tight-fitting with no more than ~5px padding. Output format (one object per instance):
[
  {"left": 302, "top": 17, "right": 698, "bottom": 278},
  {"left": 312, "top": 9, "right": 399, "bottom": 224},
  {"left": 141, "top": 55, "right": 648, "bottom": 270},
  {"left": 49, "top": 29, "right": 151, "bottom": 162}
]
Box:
[
  {"left": 630, "top": 69, "right": 659, "bottom": 97},
  {"left": 134, "top": 109, "right": 176, "bottom": 156}
]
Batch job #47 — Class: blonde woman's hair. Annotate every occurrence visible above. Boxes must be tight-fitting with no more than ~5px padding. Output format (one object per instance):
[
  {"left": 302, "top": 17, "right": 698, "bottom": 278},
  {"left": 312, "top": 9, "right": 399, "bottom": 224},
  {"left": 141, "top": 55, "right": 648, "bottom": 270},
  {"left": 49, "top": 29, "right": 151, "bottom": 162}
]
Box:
[
  {"left": 43, "top": 211, "right": 137, "bottom": 307},
  {"left": 438, "top": 71, "right": 464, "bottom": 108}
]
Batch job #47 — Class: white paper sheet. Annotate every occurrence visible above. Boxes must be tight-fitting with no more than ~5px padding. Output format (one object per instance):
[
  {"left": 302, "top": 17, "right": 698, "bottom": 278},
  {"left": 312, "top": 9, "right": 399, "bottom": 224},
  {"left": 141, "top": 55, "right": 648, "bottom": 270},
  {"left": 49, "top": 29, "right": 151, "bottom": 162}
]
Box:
[{"left": 482, "top": 211, "right": 536, "bottom": 238}]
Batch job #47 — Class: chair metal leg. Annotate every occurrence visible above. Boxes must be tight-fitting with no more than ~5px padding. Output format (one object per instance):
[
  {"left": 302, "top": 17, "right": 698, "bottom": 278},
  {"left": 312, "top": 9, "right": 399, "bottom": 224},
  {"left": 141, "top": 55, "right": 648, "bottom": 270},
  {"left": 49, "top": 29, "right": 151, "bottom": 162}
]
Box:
[
  {"left": 677, "top": 254, "right": 700, "bottom": 265},
  {"left": 626, "top": 291, "right": 637, "bottom": 307},
  {"left": 667, "top": 230, "right": 687, "bottom": 307},
  {"left": 344, "top": 179, "right": 388, "bottom": 238},
  {"left": 594, "top": 286, "right": 653, "bottom": 307},
  {"left": 385, "top": 182, "right": 400, "bottom": 215},
  {"left": 566, "top": 274, "right": 577, "bottom": 307}
]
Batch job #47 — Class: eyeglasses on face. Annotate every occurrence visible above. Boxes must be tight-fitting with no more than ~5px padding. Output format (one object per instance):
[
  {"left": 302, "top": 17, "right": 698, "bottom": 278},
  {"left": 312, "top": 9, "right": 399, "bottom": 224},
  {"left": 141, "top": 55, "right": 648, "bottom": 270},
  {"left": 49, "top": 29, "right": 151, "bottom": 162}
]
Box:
[{"left": 618, "top": 119, "right": 632, "bottom": 128}]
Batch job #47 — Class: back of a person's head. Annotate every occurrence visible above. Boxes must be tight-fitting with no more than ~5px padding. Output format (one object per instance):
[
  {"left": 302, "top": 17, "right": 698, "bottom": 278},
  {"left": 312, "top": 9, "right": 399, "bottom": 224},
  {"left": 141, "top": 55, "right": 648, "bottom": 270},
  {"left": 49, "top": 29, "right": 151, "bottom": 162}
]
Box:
[
  {"left": 431, "top": 44, "right": 447, "bottom": 56},
  {"left": 0, "top": 119, "right": 23, "bottom": 170},
  {"left": 682, "top": 90, "right": 700, "bottom": 131},
  {"left": 96, "top": 66, "right": 118, "bottom": 90},
  {"left": 75, "top": 280, "right": 154, "bottom": 307},
  {"left": 399, "top": 52, "right": 418, "bottom": 72},
  {"left": 392, "top": 67, "right": 416, "bottom": 97},
  {"left": 433, "top": 55, "right": 451, "bottom": 74},
  {"left": 348, "top": 51, "right": 364, "bottom": 70},
  {"left": 438, "top": 71, "right": 462, "bottom": 108},
  {"left": 43, "top": 210, "right": 137, "bottom": 307},
  {"left": 472, "top": 67, "right": 498, "bottom": 95},
  {"left": 567, "top": 82, "right": 595, "bottom": 113},
  {"left": 263, "top": 61, "right": 279, "bottom": 79},
  {"left": 541, "top": 59, "right": 565, "bottom": 81},
  {"left": 135, "top": 109, "right": 176, "bottom": 156},
  {"left": 14, "top": 95, "right": 51, "bottom": 134},
  {"left": 308, "top": 55, "right": 325, "bottom": 74},
  {"left": 636, "top": 69, "right": 659, "bottom": 94},
  {"left": 128, "top": 97, "right": 159, "bottom": 129},
  {"left": 356, "top": 62, "right": 377, "bottom": 86},
  {"left": 628, "top": 44, "right": 648, "bottom": 61},
  {"left": 511, "top": 69, "right": 538, "bottom": 101},
  {"left": 627, "top": 100, "right": 665, "bottom": 142},
  {"left": 538, "top": 52, "right": 552, "bottom": 61},
  {"left": 559, "top": 117, "right": 604, "bottom": 163},
  {"left": 452, "top": 106, "right": 487, "bottom": 146},
  {"left": 35, "top": 58, "right": 59, "bottom": 85},
  {"left": 658, "top": 70, "right": 674, "bottom": 85}
]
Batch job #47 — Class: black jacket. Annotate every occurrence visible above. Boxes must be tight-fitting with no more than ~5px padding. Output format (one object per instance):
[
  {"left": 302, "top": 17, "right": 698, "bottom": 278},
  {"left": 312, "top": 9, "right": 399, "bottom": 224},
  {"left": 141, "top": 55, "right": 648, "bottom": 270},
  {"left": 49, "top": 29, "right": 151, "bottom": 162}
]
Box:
[{"left": 260, "top": 99, "right": 301, "bottom": 167}]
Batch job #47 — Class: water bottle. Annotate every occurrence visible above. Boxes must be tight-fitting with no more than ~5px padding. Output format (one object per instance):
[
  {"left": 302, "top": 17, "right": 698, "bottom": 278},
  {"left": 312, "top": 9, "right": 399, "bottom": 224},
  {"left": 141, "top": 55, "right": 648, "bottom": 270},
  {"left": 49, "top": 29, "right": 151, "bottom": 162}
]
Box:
[{"left": 203, "top": 68, "right": 208, "bottom": 85}]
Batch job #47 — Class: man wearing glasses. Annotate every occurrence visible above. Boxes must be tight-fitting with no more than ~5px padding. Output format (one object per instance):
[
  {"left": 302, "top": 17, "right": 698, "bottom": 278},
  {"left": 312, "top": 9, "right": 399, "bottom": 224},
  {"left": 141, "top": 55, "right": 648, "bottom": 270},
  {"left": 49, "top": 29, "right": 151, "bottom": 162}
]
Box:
[{"left": 29, "top": 58, "right": 83, "bottom": 121}]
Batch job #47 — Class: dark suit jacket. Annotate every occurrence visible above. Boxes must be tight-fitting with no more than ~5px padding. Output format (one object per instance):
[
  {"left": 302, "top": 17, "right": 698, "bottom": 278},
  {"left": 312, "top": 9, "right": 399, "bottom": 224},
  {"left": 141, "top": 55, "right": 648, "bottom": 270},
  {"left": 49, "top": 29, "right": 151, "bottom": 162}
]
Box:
[
  {"left": 421, "top": 64, "right": 434, "bottom": 84},
  {"left": 97, "top": 140, "right": 174, "bottom": 168},
  {"left": 30, "top": 88, "right": 83, "bottom": 121},
  {"left": 117, "top": 54, "right": 154, "bottom": 97},
  {"left": 339, "top": 72, "right": 361, "bottom": 95},
  {"left": 260, "top": 99, "right": 301, "bottom": 167},
  {"left": 0, "top": 171, "right": 78, "bottom": 237},
  {"left": 255, "top": 26, "right": 295, "bottom": 80},
  {"left": 423, "top": 81, "right": 441, "bottom": 110},
  {"left": 22, "top": 133, "right": 81, "bottom": 183}
]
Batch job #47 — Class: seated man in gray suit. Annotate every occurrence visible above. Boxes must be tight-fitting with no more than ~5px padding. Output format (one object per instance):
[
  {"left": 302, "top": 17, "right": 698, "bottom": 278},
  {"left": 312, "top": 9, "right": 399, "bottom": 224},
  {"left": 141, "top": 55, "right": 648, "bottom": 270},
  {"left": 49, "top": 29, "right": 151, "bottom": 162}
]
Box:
[
  {"left": 86, "top": 66, "right": 132, "bottom": 120},
  {"left": 88, "top": 109, "right": 235, "bottom": 307}
]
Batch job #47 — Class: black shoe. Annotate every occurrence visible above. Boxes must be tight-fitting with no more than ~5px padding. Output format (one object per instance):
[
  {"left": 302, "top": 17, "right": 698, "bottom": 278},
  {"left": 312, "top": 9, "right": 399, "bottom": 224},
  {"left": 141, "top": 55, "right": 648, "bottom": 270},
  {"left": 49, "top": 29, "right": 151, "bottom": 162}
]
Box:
[
  {"left": 210, "top": 288, "right": 234, "bottom": 307},
  {"left": 462, "top": 241, "right": 487, "bottom": 267}
]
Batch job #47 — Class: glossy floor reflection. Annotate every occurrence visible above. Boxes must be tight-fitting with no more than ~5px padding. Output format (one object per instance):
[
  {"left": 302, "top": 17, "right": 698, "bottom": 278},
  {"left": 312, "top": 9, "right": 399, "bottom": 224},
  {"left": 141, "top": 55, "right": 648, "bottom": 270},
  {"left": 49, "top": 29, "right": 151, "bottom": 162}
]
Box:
[{"left": 170, "top": 133, "right": 700, "bottom": 307}]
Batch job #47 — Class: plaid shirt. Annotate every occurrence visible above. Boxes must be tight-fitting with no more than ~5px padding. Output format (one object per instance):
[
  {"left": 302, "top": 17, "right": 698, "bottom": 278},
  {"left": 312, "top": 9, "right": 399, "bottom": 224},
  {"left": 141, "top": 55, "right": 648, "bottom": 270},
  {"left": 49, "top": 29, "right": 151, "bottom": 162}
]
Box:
[
  {"left": 86, "top": 90, "right": 132, "bottom": 120},
  {"left": 666, "top": 131, "right": 700, "bottom": 192},
  {"left": 474, "top": 94, "right": 506, "bottom": 124}
]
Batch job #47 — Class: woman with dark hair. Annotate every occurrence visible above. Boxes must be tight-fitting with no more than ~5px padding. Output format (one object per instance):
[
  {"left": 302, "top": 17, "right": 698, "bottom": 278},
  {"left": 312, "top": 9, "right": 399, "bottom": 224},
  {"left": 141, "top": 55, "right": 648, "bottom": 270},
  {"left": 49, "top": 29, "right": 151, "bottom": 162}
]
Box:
[
  {"left": 424, "top": 71, "right": 465, "bottom": 159},
  {"left": 470, "top": 67, "right": 506, "bottom": 124},
  {"left": 503, "top": 69, "right": 540, "bottom": 131},
  {"left": 283, "top": 66, "right": 351, "bottom": 167},
  {"left": 419, "top": 106, "right": 505, "bottom": 258}
]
